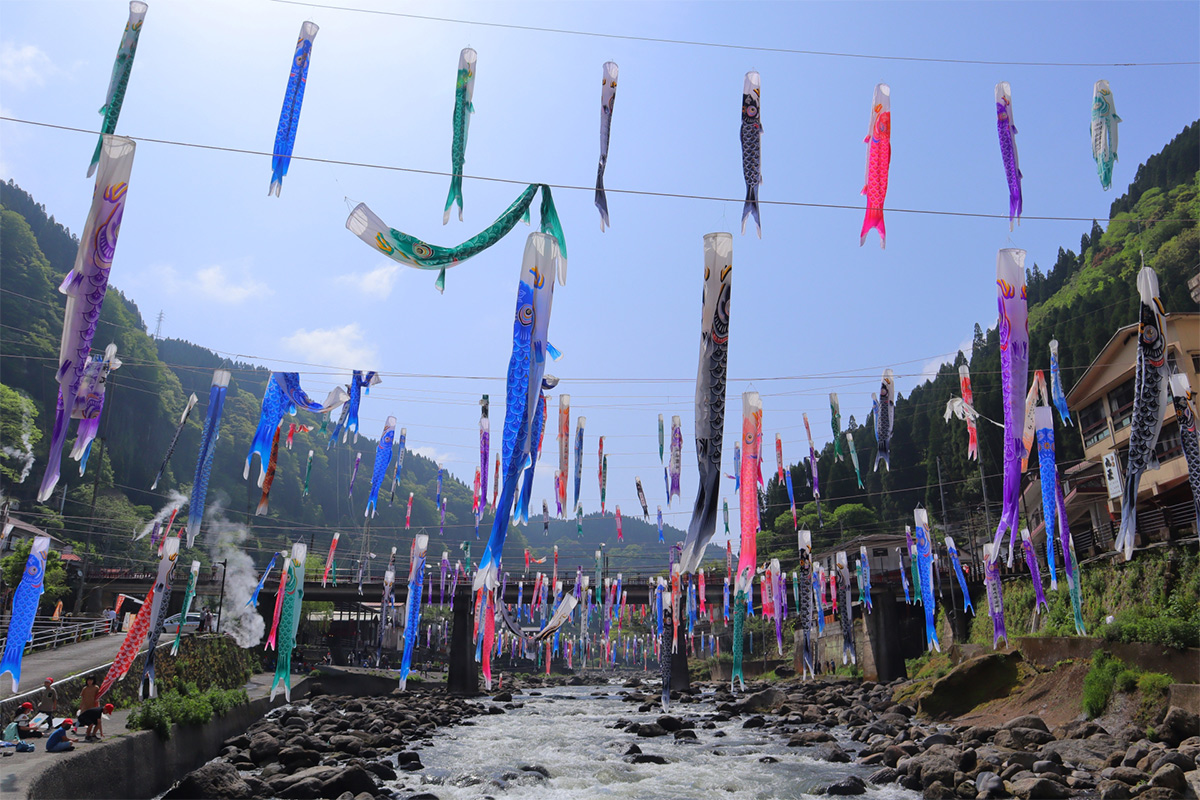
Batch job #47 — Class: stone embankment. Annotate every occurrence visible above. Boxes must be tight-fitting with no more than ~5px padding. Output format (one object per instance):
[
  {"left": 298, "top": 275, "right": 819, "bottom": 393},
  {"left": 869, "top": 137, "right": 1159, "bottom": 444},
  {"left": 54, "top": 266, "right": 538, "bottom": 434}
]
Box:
[{"left": 615, "top": 676, "right": 1200, "bottom": 799}]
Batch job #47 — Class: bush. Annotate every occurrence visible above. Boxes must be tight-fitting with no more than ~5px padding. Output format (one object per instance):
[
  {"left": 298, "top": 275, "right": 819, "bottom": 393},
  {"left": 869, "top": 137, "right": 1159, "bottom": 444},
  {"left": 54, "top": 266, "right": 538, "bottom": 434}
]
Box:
[
  {"left": 1082, "top": 651, "right": 1123, "bottom": 718},
  {"left": 126, "top": 686, "right": 248, "bottom": 740}
]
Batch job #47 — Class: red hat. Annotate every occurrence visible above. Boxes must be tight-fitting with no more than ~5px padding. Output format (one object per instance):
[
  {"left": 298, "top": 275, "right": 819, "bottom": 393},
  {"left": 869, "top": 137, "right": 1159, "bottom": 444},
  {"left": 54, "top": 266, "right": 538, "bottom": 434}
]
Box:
[
  {"left": 20, "top": 701, "right": 33, "bottom": 709},
  {"left": 60, "top": 718, "right": 73, "bottom": 726},
  {"left": 44, "top": 677, "right": 53, "bottom": 683},
  {"left": 103, "top": 704, "right": 114, "bottom": 713}
]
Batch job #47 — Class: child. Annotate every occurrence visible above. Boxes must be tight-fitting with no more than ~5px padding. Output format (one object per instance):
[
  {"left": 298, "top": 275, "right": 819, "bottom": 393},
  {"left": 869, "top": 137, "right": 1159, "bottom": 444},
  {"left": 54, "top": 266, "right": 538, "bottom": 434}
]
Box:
[
  {"left": 14, "top": 702, "right": 42, "bottom": 739},
  {"left": 77, "top": 703, "right": 113, "bottom": 741},
  {"left": 45, "top": 719, "right": 76, "bottom": 752}
]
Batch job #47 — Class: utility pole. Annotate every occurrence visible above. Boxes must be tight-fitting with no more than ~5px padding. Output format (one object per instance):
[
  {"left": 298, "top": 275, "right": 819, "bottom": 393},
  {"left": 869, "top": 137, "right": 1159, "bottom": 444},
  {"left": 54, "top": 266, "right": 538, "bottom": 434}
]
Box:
[
  {"left": 153, "top": 310, "right": 164, "bottom": 340},
  {"left": 215, "top": 559, "right": 228, "bottom": 633},
  {"left": 74, "top": 435, "right": 106, "bottom": 613}
]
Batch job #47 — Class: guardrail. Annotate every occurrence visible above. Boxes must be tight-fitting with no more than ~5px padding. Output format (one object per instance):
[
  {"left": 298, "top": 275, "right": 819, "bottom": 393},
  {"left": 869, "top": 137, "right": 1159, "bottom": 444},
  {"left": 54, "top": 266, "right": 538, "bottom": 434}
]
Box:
[{"left": 0, "top": 615, "right": 111, "bottom": 656}]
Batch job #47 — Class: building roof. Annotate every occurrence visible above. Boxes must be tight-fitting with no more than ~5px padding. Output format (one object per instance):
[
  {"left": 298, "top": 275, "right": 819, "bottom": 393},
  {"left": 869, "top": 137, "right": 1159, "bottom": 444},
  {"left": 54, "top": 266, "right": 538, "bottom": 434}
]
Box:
[{"left": 1065, "top": 311, "right": 1198, "bottom": 407}]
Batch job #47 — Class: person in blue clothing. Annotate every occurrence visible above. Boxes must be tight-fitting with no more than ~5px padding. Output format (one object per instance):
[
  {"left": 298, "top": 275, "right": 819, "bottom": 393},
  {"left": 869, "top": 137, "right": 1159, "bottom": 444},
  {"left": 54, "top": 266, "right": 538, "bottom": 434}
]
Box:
[{"left": 45, "top": 719, "right": 76, "bottom": 752}]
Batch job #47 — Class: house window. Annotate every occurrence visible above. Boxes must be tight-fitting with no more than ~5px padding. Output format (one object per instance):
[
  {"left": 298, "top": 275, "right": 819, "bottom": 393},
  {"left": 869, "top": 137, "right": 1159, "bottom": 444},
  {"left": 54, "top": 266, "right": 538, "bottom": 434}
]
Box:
[
  {"left": 1191, "top": 353, "right": 1199, "bottom": 375},
  {"left": 1079, "top": 399, "right": 1110, "bottom": 447},
  {"left": 1155, "top": 421, "right": 1183, "bottom": 463},
  {"left": 1109, "top": 380, "right": 1135, "bottom": 431}
]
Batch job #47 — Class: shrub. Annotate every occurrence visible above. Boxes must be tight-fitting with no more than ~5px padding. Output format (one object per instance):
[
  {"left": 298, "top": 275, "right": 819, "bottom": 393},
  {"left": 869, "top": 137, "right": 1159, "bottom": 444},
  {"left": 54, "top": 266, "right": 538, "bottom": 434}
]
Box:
[
  {"left": 1082, "top": 651, "right": 1123, "bottom": 718},
  {"left": 125, "top": 686, "right": 248, "bottom": 740}
]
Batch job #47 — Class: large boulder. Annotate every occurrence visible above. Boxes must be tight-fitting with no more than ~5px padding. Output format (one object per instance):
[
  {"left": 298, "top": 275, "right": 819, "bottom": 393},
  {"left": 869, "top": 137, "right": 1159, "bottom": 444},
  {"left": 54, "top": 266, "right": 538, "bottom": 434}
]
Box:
[
  {"left": 994, "top": 727, "right": 1056, "bottom": 749},
  {"left": 1161, "top": 706, "right": 1200, "bottom": 747},
  {"left": 249, "top": 732, "right": 282, "bottom": 765},
  {"left": 741, "top": 687, "right": 787, "bottom": 713},
  {"left": 320, "top": 765, "right": 377, "bottom": 798},
  {"left": 1009, "top": 777, "right": 1070, "bottom": 798},
  {"left": 163, "top": 763, "right": 254, "bottom": 800},
  {"left": 918, "top": 652, "right": 1023, "bottom": 719},
  {"left": 1002, "top": 715, "right": 1049, "bottom": 733}
]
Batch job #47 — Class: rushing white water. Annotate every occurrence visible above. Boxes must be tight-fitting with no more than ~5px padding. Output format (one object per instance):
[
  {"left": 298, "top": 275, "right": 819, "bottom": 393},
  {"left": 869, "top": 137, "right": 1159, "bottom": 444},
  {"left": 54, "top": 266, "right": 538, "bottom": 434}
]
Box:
[{"left": 396, "top": 684, "right": 921, "bottom": 799}]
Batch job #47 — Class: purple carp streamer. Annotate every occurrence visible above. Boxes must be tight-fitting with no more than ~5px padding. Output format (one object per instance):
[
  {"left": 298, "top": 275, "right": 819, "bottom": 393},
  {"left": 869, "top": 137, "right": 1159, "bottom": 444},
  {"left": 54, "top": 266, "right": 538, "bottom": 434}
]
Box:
[
  {"left": 1020, "top": 527, "right": 1049, "bottom": 612},
  {"left": 347, "top": 452, "right": 362, "bottom": 499},
  {"left": 480, "top": 395, "right": 490, "bottom": 511},
  {"left": 187, "top": 369, "right": 230, "bottom": 545},
  {"left": 366, "top": 417, "right": 395, "bottom": 517},
  {"left": 1116, "top": 265, "right": 1170, "bottom": 560},
  {"left": 1168, "top": 374, "right": 1200, "bottom": 533},
  {"left": 88, "top": 2, "right": 147, "bottom": 177},
  {"left": 38, "top": 135, "right": 136, "bottom": 503},
  {"left": 1091, "top": 80, "right": 1122, "bottom": 191},
  {"left": 993, "top": 249, "right": 1029, "bottom": 567},
  {"left": 69, "top": 344, "right": 122, "bottom": 475},
  {"left": 740, "top": 71, "right": 762, "bottom": 238},
  {"left": 995, "top": 81, "right": 1022, "bottom": 230},
  {"left": 913, "top": 510, "right": 939, "bottom": 653},
  {"left": 444, "top": 48, "right": 478, "bottom": 225},
  {"left": 477, "top": 233, "right": 560, "bottom": 591},
  {"left": 984, "top": 543, "right": 1008, "bottom": 648},
  {"left": 1057, "top": 478, "right": 1086, "bottom": 636},
  {"left": 669, "top": 415, "right": 683, "bottom": 504},
  {"left": 151, "top": 391, "right": 197, "bottom": 490},
  {"left": 945, "top": 536, "right": 974, "bottom": 616},
  {"left": 873, "top": 369, "right": 895, "bottom": 472},
  {"left": 859, "top": 545, "right": 873, "bottom": 613},
  {"left": 269, "top": 22, "right": 318, "bottom": 197},
  {"left": 0, "top": 536, "right": 48, "bottom": 692},
  {"left": 679, "top": 233, "right": 732, "bottom": 574},
  {"left": 1034, "top": 406, "right": 1061, "bottom": 588},
  {"left": 897, "top": 546, "right": 911, "bottom": 604},
  {"left": 595, "top": 61, "right": 618, "bottom": 230},
  {"left": 573, "top": 415, "right": 585, "bottom": 514}
]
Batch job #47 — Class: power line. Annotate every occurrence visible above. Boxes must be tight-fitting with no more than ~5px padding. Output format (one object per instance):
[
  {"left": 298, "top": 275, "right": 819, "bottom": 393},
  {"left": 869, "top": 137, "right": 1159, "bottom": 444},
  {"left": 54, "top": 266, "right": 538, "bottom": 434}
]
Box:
[
  {"left": 267, "top": 0, "right": 1200, "bottom": 68},
  {"left": 1, "top": 115, "right": 1175, "bottom": 226}
]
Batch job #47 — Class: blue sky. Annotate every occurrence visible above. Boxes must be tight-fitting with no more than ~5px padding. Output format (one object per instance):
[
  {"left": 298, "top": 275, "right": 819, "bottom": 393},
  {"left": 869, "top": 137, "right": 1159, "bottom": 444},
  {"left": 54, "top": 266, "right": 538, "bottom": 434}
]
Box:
[{"left": 1, "top": 0, "right": 1197, "bottom": 544}]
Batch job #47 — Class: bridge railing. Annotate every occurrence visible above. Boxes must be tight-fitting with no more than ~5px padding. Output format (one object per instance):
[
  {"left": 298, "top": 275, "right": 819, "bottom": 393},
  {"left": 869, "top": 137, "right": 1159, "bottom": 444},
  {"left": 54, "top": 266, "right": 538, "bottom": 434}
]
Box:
[{"left": 0, "top": 615, "right": 112, "bottom": 656}]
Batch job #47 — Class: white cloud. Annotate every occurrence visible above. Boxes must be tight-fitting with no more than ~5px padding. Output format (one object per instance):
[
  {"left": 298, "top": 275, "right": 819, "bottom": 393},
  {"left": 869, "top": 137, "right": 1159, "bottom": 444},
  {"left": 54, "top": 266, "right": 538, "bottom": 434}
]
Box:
[
  {"left": 410, "top": 445, "right": 454, "bottom": 467},
  {"left": 337, "top": 263, "right": 400, "bottom": 297},
  {"left": 195, "top": 265, "right": 271, "bottom": 303},
  {"left": 920, "top": 337, "right": 974, "bottom": 382},
  {"left": 282, "top": 323, "right": 378, "bottom": 373},
  {"left": 0, "top": 43, "right": 55, "bottom": 89}
]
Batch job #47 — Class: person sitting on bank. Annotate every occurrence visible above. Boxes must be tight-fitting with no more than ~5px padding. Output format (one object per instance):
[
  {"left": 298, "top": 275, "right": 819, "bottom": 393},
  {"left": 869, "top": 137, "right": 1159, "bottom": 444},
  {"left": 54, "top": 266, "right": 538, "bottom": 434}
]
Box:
[
  {"left": 78, "top": 703, "right": 113, "bottom": 741},
  {"left": 15, "top": 702, "right": 42, "bottom": 738},
  {"left": 45, "top": 719, "right": 76, "bottom": 752}
]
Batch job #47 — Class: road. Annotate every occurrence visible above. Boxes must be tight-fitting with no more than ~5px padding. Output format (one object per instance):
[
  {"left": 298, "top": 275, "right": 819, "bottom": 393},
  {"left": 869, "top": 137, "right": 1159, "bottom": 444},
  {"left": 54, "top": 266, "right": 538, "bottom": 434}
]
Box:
[{"left": 0, "top": 632, "right": 128, "bottom": 701}]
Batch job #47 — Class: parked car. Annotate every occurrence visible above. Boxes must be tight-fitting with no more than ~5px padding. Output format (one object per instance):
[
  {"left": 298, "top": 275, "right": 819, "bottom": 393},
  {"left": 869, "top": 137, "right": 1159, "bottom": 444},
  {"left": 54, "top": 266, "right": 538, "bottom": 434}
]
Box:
[{"left": 162, "top": 612, "right": 202, "bottom": 636}]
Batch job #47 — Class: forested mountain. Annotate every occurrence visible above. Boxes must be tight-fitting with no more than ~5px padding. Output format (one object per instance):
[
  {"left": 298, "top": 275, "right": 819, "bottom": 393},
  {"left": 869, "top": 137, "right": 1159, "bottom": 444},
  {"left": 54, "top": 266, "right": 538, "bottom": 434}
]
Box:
[
  {"left": 755, "top": 121, "right": 1199, "bottom": 566},
  {"left": 2, "top": 121, "right": 1196, "bottom": 587}
]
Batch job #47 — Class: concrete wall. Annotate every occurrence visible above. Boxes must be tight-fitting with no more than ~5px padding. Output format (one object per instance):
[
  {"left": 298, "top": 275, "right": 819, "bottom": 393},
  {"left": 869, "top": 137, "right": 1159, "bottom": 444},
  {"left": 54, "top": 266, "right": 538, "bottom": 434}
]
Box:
[
  {"left": 1016, "top": 636, "right": 1200, "bottom": 684},
  {"left": 25, "top": 678, "right": 309, "bottom": 800}
]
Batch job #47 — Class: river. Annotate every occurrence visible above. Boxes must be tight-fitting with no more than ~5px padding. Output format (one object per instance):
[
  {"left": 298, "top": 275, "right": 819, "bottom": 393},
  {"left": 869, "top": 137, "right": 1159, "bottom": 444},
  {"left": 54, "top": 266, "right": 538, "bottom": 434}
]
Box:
[{"left": 396, "top": 683, "right": 922, "bottom": 799}]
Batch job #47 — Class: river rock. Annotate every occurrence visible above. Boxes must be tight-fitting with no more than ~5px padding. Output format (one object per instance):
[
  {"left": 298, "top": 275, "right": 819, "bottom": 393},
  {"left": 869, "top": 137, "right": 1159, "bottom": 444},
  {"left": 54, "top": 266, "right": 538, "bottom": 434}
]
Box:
[
  {"left": 918, "top": 652, "right": 1023, "bottom": 718},
  {"left": 1009, "top": 776, "right": 1069, "bottom": 798},
  {"left": 1097, "top": 780, "right": 1132, "bottom": 799},
  {"left": 1003, "top": 715, "right": 1050, "bottom": 733},
  {"left": 656, "top": 715, "right": 683, "bottom": 732},
  {"left": 492, "top": 691, "right": 512, "bottom": 702},
  {"left": 249, "top": 732, "right": 282, "bottom": 765},
  {"left": 742, "top": 715, "right": 766, "bottom": 729},
  {"left": 319, "top": 766, "right": 377, "bottom": 798},
  {"left": 624, "top": 744, "right": 641, "bottom": 755},
  {"left": 810, "top": 743, "right": 851, "bottom": 763},
  {"left": 1041, "top": 736, "right": 1122, "bottom": 770},
  {"left": 867, "top": 767, "right": 898, "bottom": 784},
  {"left": 277, "top": 746, "right": 321, "bottom": 770},
  {"left": 994, "top": 727, "right": 1056, "bottom": 749},
  {"left": 974, "top": 770, "right": 1004, "bottom": 798},
  {"left": 1162, "top": 707, "right": 1200, "bottom": 746},
  {"left": 1103, "top": 765, "right": 1148, "bottom": 785},
  {"left": 1055, "top": 719, "right": 1106, "bottom": 739},
  {"left": 921, "top": 781, "right": 955, "bottom": 799},
  {"left": 163, "top": 762, "right": 254, "bottom": 800},
  {"left": 824, "top": 776, "right": 867, "bottom": 795},
  {"left": 630, "top": 753, "right": 669, "bottom": 765},
  {"left": 741, "top": 687, "right": 787, "bottom": 713},
  {"left": 922, "top": 732, "right": 957, "bottom": 747},
  {"left": 635, "top": 722, "right": 668, "bottom": 737},
  {"left": 1150, "top": 750, "right": 1196, "bottom": 773},
  {"left": 365, "top": 761, "right": 396, "bottom": 781},
  {"left": 674, "top": 729, "right": 697, "bottom": 741},
  {"left": 962, "top": 724, "right": 998, "bottom": 743},
  {"left": 1148, "top": 762, "right": 1186, "bottom": 792},
  {"left": 789, "top": 730, "right": 835, "bottom": 747}
]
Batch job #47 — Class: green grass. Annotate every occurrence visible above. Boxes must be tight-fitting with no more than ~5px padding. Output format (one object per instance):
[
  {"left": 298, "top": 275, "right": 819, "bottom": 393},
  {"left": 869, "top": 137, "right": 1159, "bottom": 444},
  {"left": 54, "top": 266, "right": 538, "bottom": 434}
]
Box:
[
  {"left": 125, "top": 684, "right": 248, "bottom": 740},
  {"left": 1080, "top": 650, "right": 1175, "bottom": 722}
]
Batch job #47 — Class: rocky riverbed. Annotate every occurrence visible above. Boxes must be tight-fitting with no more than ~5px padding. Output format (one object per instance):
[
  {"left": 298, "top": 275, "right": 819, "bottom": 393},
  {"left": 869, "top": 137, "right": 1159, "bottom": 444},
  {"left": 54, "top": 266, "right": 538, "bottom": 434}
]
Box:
[{"left": 160, "top": 671, "right": 1200, "bottom": 800}]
